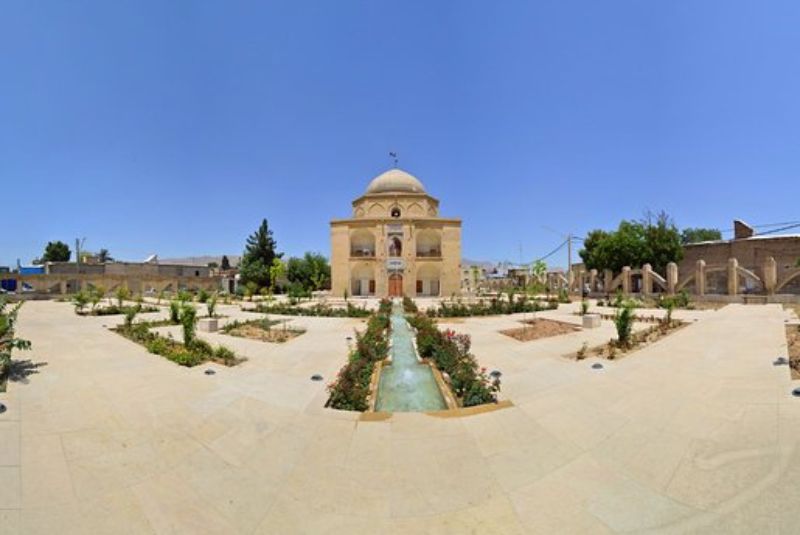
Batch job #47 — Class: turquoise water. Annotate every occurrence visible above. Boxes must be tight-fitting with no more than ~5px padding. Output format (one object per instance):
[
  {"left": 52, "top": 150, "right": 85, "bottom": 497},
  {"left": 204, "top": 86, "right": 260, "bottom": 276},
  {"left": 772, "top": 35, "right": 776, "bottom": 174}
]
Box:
[{"left": 375, "top": 302, "right": 447, "bottom": 412}]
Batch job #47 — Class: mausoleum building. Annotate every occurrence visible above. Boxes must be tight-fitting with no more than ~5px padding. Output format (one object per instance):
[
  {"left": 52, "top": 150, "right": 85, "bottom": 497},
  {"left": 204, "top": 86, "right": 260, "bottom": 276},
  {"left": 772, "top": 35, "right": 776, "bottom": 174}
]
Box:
[{"left": 330, "top": 168, "right": 462, "bottom": 298}]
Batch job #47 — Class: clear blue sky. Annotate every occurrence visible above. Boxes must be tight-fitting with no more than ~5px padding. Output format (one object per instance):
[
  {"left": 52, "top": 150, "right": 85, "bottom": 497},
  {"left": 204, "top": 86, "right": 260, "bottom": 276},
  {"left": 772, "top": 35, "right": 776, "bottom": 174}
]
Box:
[{"left": 2, "top": 1, "right": 799, "bottom": 269}]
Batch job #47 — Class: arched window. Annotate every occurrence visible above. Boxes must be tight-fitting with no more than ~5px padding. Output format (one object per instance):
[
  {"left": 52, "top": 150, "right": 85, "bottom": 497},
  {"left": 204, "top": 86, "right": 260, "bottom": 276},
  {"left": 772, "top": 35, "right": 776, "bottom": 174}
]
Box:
[{"left": 389, "top": 236, "right": 402, "bottom": 257}]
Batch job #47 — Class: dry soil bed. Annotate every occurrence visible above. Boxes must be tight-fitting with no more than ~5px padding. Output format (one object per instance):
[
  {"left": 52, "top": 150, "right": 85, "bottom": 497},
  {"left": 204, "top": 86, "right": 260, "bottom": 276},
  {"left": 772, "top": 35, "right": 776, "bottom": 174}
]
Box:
[{"left": 500, "top": 319, "right": 580, "bottom": 342}]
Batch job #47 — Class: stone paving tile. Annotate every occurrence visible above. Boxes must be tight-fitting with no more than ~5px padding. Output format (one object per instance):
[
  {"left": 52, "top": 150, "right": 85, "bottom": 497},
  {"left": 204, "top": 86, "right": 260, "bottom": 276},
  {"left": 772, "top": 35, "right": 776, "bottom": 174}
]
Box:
[{"left": 4, "top": 299, "right": 800, "bottom": 533}]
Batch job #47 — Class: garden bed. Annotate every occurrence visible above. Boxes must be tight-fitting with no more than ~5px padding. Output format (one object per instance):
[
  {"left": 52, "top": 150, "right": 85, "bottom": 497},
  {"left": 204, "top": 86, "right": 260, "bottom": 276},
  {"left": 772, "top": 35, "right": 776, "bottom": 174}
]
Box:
[
  {"left": 113, "top": 322, "right": 244, "bottom": 367},
  {"left": 408, "top": 314, "right": 500, "bottom": 408},
  {"left": 426, "top": 297, "right": 559, "bottom": 318},
  {"left": 221, "top": 318, "right": 305, "bottom": 343},
  {"left": 501, "top": 319, "right": 580, "bottom": 342},
  {"left": 568, "top": 320, "right": 687, "bottom": 361},
  {"left": 78, "top": 304, "right": 159, "bottom": 316},
  {"left": 246, "top": 302, "right": 371, "bottom": 318}
]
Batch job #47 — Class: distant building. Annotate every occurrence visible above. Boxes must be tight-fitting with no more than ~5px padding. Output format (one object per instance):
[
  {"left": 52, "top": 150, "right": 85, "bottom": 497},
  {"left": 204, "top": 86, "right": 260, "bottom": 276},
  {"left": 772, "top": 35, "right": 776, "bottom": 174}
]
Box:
[
  {"left": 331, "top": 168, "right": 462, "bottom": 298},
  {"left": 680, "top": 219, "right": 800, "bottom": 294}
]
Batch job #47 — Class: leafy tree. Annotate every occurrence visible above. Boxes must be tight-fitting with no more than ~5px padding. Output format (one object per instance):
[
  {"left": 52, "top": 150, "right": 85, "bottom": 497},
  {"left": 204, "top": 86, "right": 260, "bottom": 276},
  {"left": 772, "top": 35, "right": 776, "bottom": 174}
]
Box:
[
  {"left": 207, "top": 262, "right": 219, "bottom": 269},
  {"left": 97, "top": 248, "right": 113, "bottom": 262},
  {"left": 579, "top": 212, "right": 683, "bottom": 274},
  {"left": 72, "top": 291, "right": 89, "bottom": 313},
  {"left": 239, "top": 219, "right": 282, "bottom": 290},
  {"left": 221, "top": 255, "right": 231, "bottom": 271},
  {"left": 286, "top": 253, "right": 331, "bottom": 292},
  {"left": 680, "top": 227, "right": 722, "bottom": 245},
  {"left": 36, "top": 241, "right": 71, "bottom": 263},
  {"left": 269, "top": 258, "right": 286, "bottom": 294}
]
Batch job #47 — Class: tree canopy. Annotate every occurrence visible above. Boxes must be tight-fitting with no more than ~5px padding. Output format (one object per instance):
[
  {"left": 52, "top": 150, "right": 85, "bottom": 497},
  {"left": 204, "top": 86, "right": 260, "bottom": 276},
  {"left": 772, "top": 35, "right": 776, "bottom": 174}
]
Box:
[
  {"left": 35, "top": 240, "right": 71, "bottom": 264},
  {"left": 286, "top": 252, "right": 331, "bottom": 292},
  {"left": 680, "top": 227, "right": 722, "bottom": 244},
  {"left": 239, "top": 219, "right": 282, "bottom": 290},
  {"left": 579, "top": 212, "right": 683, "bottom": 274}
]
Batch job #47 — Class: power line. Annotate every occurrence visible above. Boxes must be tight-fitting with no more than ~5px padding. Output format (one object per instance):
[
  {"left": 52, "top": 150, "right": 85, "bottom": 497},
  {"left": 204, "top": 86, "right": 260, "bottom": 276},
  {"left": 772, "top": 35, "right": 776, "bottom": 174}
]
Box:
[{"left": 532, "top": 238, "right": 569, "bottom": 263}]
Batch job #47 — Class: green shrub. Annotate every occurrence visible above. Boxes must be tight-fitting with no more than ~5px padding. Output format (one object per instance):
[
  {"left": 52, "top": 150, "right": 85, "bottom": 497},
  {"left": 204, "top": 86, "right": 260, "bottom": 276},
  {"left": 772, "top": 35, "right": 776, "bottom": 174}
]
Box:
[
  {"left": 123, "top": 303, "right": 141, "bottom": 328},
  {"left": 214, "top": 345, "right": 236, "bottom": 364},
  {"left": 189, "top": 338, "right": 213, "bottom": 356},
  {"left": 72, "top": 291, "right": 89, "bottom": 313},
  {"left": 197, "top": 289, "right": 209, "bottom": 303},
  {"left": 580, "top": 299, "right": 589, "bottom": 315},
  {"left": 115, "top": 287, "right": 131, "bottom": 308},
  {"left": 206, "top": 293, "right": 218, "bottom": 318},
  {"left": 145, "top": 336, "right": 171, "bottom": 355},
  {"left": 614, "top": 302, "right": 635, "bottom": 347},
  {"left": 179, "top": 304, "right": 198, "bottom": 347},
  {"left": 1, "top": 299, "right": 31, "bottom": 381},
  {"left": 169, "top": 350, "right": 204, "bottom": 367},
  {"left": 169, "top": 300, "right": 181, "bottom": 324}
]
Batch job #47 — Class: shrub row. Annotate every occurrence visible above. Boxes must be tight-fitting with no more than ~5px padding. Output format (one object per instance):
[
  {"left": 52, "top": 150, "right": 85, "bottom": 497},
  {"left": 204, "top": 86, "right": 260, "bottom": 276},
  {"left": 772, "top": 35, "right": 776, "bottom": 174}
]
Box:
[
  {"left": 249, "top": 302, "right": 372, "bottom": 318},
  {"left": 326, "top": 300, "right": 392, "bottom": 411},
  {"left": 114, "top": 322, "right": 240, "bottom": 367},
  {"left": 407, "top": 314, "right": 500, "bottom": 407},
  {"left": 78, "top": 304, "right": 159, "bottom": 316},
  {"left": 428, "top": 296, "right": 558, "bottom": 317}
]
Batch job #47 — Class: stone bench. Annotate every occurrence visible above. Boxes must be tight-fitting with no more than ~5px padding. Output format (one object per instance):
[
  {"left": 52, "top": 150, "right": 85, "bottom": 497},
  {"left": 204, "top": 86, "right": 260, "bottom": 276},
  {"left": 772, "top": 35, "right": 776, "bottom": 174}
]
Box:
[
  {"left": 198, "top": 318, "right": 218, "bottom": 332},
  {"left": 582, "top": 313, "right": 601, "bottom": 329}
]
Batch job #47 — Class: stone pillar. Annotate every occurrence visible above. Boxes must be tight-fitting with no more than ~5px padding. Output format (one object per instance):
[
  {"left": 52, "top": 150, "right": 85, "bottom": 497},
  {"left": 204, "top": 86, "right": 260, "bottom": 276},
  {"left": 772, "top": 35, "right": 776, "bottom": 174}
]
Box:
[
  {"left": 727, "top": 258, "right": 739, "bottom": 296},
  {"left": 604, "top": 269, "right": 613, "bottom": 294},
  {"left": 696, "top": 260, "right": 706, "bottom": 296},
  {"left": 589, "top": 269, "right": 597, "bottom": 292},
  {"left": 666, "top": 262, "right": 678, "bottom": 295},
  {"left": 642, "top": 264, "right": 652, "bottom": 297},
  {"left": 763, "top": 256, "right": 777, "bottom": 295},
  {"left": 622, "top": 266, "right": 631, "bottom": 295}
]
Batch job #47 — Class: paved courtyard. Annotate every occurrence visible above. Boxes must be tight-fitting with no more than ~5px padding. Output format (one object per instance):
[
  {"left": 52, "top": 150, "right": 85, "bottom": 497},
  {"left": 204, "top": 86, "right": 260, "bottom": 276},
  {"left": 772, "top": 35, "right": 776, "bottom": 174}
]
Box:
[{"left": 1, "top": 300, "right": 798, "bottom": 533}]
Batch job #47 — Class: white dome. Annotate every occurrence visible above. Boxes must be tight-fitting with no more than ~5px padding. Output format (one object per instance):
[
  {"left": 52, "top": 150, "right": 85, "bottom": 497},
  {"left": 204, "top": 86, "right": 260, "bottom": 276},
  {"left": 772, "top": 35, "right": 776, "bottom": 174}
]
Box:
[{"left": 365, "top": 169, "right": 426, "bottom": 194}]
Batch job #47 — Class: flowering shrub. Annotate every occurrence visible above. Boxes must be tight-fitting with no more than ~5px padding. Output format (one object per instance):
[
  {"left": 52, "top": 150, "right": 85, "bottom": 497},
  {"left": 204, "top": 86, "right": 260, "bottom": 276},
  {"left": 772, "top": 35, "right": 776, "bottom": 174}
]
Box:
[
  {"left": 407, "top": 314, "right": 500, "bottom": 407},
  {"left": 429, "top": 297, "right": 557, "bottom": 318},
  {"left": 327, "top": 308, "right": 390, "bottom": 411},
  {"left": 251, "top": 302, "right": 372, "bottom": 317}
]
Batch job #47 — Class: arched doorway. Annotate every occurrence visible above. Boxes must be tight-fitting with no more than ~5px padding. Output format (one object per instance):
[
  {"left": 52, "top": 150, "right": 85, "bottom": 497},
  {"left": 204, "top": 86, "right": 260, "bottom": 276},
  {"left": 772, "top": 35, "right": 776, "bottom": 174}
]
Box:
[{"left": 388, "top": 273, "right": 403, "bottom": 297}]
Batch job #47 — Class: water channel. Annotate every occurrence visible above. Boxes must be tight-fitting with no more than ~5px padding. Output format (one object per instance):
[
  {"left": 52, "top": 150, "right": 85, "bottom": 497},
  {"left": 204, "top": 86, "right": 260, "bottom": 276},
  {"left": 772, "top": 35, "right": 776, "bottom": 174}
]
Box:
[{"left": 374, "top": 302, "right": 447, "bottom": 412}]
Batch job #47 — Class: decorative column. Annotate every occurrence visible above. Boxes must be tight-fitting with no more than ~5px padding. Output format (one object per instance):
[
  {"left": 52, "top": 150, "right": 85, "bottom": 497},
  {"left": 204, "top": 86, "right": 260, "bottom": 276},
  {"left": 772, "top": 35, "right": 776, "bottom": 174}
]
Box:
[
  {"left": 604, "top": 269, "right": 614, "bottom": 294},
  {"left": 642, "top": 264, "right": 653, "bottom": 297},
  {"left": 622, "top": 266, "right": 631, "bottom": 295},
  {"left": 589, "top": 269, "right": 597, "bottom": 292},
  {"left": 696, "top": 260, "right": 706, "bottom": 296},
  {"left": 666, "top": 262, "right": 678, "bottom": 295},
  {"left": 727, "top": 258, "right": 739, "bottom": 296},
  {"left": 763, "top": 256, "right": 777, "bottom": 295}
]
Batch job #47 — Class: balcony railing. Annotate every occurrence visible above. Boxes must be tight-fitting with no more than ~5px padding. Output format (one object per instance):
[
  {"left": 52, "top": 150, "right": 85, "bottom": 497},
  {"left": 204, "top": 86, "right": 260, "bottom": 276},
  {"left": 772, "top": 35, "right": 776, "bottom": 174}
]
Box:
[
  {"left": 416, "top": 250, "right": 441, "bottom": 258},
  {"left": 350, "top": 250, "right": 375, "bottom": 258}
]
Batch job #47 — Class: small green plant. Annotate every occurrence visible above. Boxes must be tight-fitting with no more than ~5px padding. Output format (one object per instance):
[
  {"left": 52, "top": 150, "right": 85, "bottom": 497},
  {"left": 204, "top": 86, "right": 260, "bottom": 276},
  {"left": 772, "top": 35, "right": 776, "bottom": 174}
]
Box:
[
  {"left": 156, "top": 290, "right": 165, "bottom": 305},
  {"left": 558, "top": 288, "right": 571, "bottom": 304},
  {"left": 614, "top": 301, "right": 635, "bottom": 347},
  {"left": 1, "top": 299, "right": 32, "bottom": 382},
  {"left": 206, "top": 293, "right": 218, "bottom": 318},
  {"left": 124, "top": 303, "right": 142, "bottom": 328},
  {"left": 244, "top": 281, "right": 258, "bottom": 301},
  {"left": 177, "top": 289, "right": 193, "bottom": 303},
  {"left": 197, "top": 289, "right": 209, "bottom": 303},
  {"left": 179, "top": 303, "right": 198, "bottom": 347},
  {"left": 115, "top": 286, "right": 131, "bottom": 308},
  {"left": 580, "top": 299, "right": 589, "bottom": 316},
  {"left": 214, "top": 345, "right": 236, "bottom": 364},
  {"left": 90, "top": 286, "right": 104, "bottom": 311},
  {"left": 663, "top": 300, "right": 674, "bottom": 326},
  {"left": 169, "top": 300, "right": 181, "bottom": 324},
  {"left": 72, "top": 290, "right": 89, "bottom": 313}
]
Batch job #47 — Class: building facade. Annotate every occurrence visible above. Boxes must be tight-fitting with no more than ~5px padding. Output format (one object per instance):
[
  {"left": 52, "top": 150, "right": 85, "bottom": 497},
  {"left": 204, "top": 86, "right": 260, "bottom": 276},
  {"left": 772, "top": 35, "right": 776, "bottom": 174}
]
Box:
[{"left": 330, "top": 168, "right": 462, "bottom": 298}]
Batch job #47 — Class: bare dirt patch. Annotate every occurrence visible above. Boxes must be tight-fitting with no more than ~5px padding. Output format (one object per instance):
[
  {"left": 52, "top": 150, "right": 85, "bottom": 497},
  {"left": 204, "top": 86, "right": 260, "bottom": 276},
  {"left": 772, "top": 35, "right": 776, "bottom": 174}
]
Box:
[
  {"left": 787, "top": 325, "right": 800, "bottom": 380},
  {"left": 225, "top": 322, "right": 305, "bottom": 343},
  {"left": 500, "top": 319, "right": 580, "bottom": 342}
]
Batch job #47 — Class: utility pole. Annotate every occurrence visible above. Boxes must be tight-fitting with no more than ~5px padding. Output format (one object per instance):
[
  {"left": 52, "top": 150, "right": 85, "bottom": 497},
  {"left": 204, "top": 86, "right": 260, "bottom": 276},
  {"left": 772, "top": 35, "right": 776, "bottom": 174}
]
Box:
[{"left": 567, "top": 233, "right": 572, "bottom": 294}]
